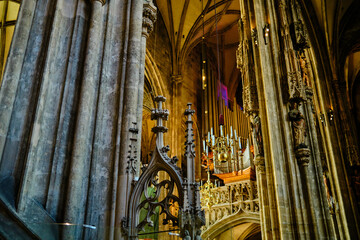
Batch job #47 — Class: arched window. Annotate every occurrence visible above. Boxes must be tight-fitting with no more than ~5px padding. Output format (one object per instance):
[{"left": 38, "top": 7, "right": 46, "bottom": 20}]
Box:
[{"left": 0, "top": 0, "right": 20, "bottom": 80}]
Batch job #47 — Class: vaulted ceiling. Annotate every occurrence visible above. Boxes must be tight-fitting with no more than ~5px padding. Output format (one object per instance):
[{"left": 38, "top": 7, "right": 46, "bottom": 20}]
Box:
[
  {"left": 156, "top": 0, "right": 241, "bottom": 98},
  {"left": 306, "top": 0, "right": 359, "bottom": 103},
  {"left": 155, "top": 0, "right": 360, "bottom": 103}
]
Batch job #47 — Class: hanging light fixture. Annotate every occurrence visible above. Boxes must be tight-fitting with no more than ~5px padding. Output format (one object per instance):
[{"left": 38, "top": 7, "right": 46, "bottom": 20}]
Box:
[
  {"left": 200, "top": 166, "right": 218, "bottom": 209},
  {"left": 202, "top": 0, "right": 234, "bottom": 165},
  {"left": 201, "top": 0, "right": 207, "bottom": 90}
]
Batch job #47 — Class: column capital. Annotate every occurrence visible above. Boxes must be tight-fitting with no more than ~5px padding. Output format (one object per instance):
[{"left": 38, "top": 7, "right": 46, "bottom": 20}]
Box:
[
  {"left": 295, "top": 147, "right": 311, "bottom": 167},
  {"left": 142, "top": 0, "right": 157, "bottom": 38},
  {"left": 171, "top": 74, "right": 183, "bottom": 84}
]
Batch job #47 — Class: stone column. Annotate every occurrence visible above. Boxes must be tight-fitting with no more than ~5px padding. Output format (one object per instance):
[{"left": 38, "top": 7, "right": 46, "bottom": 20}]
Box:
[
  {"left": 170, "top": 75, "right": 183, "bottom": 161},
  {"left": 63, "top": 1, "right": 107, "bottom": 239},
  {"left": 136, "top": 0, "right": 157, "bottom": 178},
  {"left": 0, "top": 0, "right": 58, "bottom": 197},
  {"left": 253, "top": 156, "right": 270, "bottom": 239},
  {"left": 114, "top": 0, "right": 144, "bottom": 238},
  {"left": 252, "top": 0, "right": 306, "bottom": 238},
  {"left": 0, "top": 0, "right": 149, "bottom": 239},
  {"left": 17, "top": 0, "right": 84, "bottom": 213}
]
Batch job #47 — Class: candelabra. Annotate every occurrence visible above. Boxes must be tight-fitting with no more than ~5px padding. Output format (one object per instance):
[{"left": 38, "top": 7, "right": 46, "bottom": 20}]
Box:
[
  {"left": 202, "top": 125, "right": 245, "bottom": 173},
  {"left": 200, "top": 169, "right": 218, "bottom": 209}
]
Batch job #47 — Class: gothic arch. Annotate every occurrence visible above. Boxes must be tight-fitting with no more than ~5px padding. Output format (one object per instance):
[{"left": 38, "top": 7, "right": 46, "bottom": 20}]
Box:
[
  {"left": 141, "top": 49, "right": 169, "bottom": 165},
  {"left": 144, "top": 49, "right": 167, "bottom": 103},
  {"left": 201, "top": 211, "right": 260, "bottom": 240}
]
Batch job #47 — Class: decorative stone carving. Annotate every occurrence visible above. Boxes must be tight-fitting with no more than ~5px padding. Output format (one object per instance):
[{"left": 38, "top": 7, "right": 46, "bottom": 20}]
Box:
[
  {"left": 236, "top": 41, "right": 246, "bottom": 70},
  {"left": 251, "top": 28, "right": 258, "bottom": 46},
  {"left": 200, "top": 180, "right": 259, "bottom": 233},
  {"left": 237, "top": 20, "right": 259, "bottom": 117},
  {"left": 288, "top": 71, "right": 306, "bottom": 102},
  {"left": 295, "top": 147, "right": 311, "bottom": 167},
  {"left": 291, "top": 20, "right": 309, "bottom": 51},
  {"left": 142, "top": 0, "right": 157, "bottom": 38},
  {"left": 251, "top": 115, "right": 264, "bottom": 156},
  {"left": 289, "top": 107, "right": 307, "bottom": 149},
  {"left": 126, "top": 123, "right": 139, "bottom": 175},
  {"left": 180, "top": 103, "right": 205, "bottom": 239},
  {"left": 254, "top": 156, "right": 265, "bottom": 174},
  {"left": 125, "top": 96, "right": 184, "bottom": 238},
  {"left": 299, "top": 53, "right": 311, "bottom": 87},
  {"left": 184, "top": 230, "right": 191, "bottom": 240},
  {"left": 323, "top": 173, "right": 335, "bottom": 214},
  {"left": 243, "top": 85, "right": 259, "bottom": 115}
]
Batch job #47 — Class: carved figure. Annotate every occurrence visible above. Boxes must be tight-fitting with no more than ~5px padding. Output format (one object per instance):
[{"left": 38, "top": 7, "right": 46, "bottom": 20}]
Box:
[
  {"left": 293, "top": 20, "right": 309, "bottom": 50},
  {"left": 289, "top": 109, "right": 307, "bottom": 148},
  {"left": 299, "top": 54, "right": 310, "bottom": 87},
  {"left": 252, "top": 115, "right": 264, "bottom": 156},
  {"left": 323, "top": 174, "right": 335, "bottom": 214},
  {"left": 184, "top": 230, "right": 191, "bottom": 240}
]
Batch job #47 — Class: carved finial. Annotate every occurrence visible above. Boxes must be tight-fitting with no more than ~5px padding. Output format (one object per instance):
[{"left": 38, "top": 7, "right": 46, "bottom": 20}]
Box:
[
  {"left": 185, "top": 103, "right": 195, "bottom": 119},
  {"left": 126, "top": 123, "right": 138, "bottom": 175},
  {"left": 151, "top": 96, "right": 169, "bottom": 145},
  {"left": 184, "top": 103, "right": 195, "bottom": 184}
]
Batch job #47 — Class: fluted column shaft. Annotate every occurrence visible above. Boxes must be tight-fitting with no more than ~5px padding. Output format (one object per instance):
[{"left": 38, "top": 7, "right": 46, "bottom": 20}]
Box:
[
  {"left": 114, "top": 0, "right": 144, "bottom": 238},
  {"left": 136, "top": 1, "right": 157, "bottom": 178},
  {"left": 63, "top": 1, "right": 107, "bottom": 238}
]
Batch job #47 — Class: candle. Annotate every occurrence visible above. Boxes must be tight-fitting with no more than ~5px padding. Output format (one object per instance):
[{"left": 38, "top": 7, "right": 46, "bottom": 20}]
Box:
[
  {"left": 220, "top": 125, "right": 223, "bottom": 136},
  {"left": 239, "top": 137, "right": 242, "bottom": 149},
  {"left": 208, "top": 132, "right": 210, "bottom": 142},
  {"left": 212, "top": 135, "right": 215, "bottom": 146},
  {"left": 211, "top": 127, "right": 213, "bottom": 136},
  {"left": 230, "top": 126, "right": 233, "bottom": 138},
  {"left": 226, "top": 134, "right": 229, "bottom": 145},
  {"left": 234, "top": 129, "right": 237, "bottom": 139},
  {"left": 203, "top": 140, "right": 206, "bottom": 152}
]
